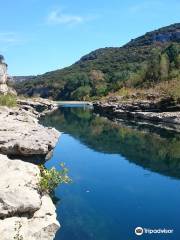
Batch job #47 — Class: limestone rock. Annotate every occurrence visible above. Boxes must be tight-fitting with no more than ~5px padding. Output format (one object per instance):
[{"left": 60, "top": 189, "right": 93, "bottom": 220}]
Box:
[
  {"left": 0, "top": 106, "right": 60, "bottom": 157},
  {"left": 0, "top": 154, "right": 60, "bottom": 240},
  {"left": 0, "top": 155, "right": 40, "bottom": 217},
  {"left": 0, "top": 61, "right": 17, "bottom": 95},
  {"left": 17, "top": 98, "right": 58, "bottom": 115},
  {"left": 0, "top": 62, "right": 7, "bottom": 84},
  {"left": 93, "top": 100, "right": 180, "bottom": 130}
]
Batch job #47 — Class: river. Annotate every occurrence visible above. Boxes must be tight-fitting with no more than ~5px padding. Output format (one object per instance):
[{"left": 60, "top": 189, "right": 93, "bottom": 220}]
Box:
[{"left": 41, "top": 105, "right": 180, "bottom": 240}]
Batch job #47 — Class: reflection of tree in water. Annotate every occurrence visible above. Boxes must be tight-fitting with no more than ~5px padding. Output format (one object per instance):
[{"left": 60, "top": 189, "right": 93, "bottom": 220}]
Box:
[{"left": 41, "top": 107, "right": 180, "bottom": 179}]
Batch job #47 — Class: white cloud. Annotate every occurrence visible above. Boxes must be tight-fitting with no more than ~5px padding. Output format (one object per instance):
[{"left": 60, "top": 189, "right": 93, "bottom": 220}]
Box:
[{"left": 47, "top": 9, "right": 84, "bottom": 25}]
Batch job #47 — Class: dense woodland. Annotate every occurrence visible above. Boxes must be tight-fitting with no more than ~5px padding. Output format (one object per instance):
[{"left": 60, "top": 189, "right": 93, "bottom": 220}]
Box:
[{"left": 15, "top": 23, "right": 180, "bottom": 101}]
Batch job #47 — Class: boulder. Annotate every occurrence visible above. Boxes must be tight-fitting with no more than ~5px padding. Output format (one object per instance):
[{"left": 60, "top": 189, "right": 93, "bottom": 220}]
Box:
[
  {"left": 0, "top": 154, "right": 60, "bottom": 240},
  {"left": 0, "top": 106, "right": 60, "bottom": 157}
]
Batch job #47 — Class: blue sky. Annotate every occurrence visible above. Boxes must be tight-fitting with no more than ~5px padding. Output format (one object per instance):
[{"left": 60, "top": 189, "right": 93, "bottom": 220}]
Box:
[{"left": 0, "top": 0, "right": 180, "bottom": 76}]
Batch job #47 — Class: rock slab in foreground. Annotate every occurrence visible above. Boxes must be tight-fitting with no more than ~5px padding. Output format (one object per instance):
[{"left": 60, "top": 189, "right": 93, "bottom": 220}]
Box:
[
  {"left": 0, "top": 154, "right": 60, "bottom": 240},
  {"left": 0, "top": 106, "right": 60, "bottom": 157}
]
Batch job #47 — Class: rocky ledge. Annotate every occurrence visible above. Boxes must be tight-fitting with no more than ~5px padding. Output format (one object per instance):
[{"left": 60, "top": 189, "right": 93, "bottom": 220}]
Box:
[
  {"left": 0, "top": 99, "right": 59, "bottom": 158},
  {"left": 93, "top": 98, "right": 180, "bottom": 131},
  {"left": 0, "top": 154, "right": 60, "bottom": 240},
  {"left": 17, "top": 98, "right": 59, "bottom": 116},
  {"left": 0, "top": 98, "right": 60, "bottom": 240}
]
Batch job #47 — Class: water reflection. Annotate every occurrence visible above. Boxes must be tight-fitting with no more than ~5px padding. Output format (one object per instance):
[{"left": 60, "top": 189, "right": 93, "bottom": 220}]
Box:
[{"left": 41, "top": 107, "right": 180, "bottom": 179}]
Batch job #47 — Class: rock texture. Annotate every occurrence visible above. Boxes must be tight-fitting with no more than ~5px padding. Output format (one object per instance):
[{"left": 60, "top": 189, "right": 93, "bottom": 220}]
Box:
[
  {"left": 0, "top": 61, "right": 16, "bottom": 95},
  {"left": 0, "top": 98, "right": 61, "bottom": 239},
  {"left": 0, "top": 154, "right": 60, "bottom": 240},
  {"left": 0, "top": 103, "right": 60, "bottom": 158},
  {"left": 93, "top": 99, "right": 180, "bottom": 130},
  {"left": 0, "top": 56, "right": 60, "bottom": 239},
  {"left": 17, "top": 98, "right": 58, "bottom": 116}
]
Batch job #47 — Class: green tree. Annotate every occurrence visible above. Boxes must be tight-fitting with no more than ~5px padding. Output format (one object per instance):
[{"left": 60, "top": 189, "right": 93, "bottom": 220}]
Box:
[
  {"left": 160, "top": 53, "right": 169, "bottom": 80},
  {"left": 71, "top": 86, "right": 91, "bottom": 100}
]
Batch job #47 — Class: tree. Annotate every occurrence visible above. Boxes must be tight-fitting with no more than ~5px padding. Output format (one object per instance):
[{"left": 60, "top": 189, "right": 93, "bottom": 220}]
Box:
[
  {"left": 0, "top": 55, "right": 4, "bottom": 63},
  {"left": 71, "top": 86, "right": 91, "bottom": 100},
  {"left": 160, "top": 53, "right": 169, "bottom": 80}
]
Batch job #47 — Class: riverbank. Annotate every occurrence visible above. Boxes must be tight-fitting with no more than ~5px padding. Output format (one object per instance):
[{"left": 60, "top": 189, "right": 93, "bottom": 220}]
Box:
[
  {"left": 93, "top": 98, "right": 180, "bottom": 132},
  {"left": 0, "top": 98, "right": 60, "bottom": 240}
]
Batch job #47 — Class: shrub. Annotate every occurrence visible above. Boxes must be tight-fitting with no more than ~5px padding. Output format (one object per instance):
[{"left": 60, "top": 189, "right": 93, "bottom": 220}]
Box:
[
  {"left": 0, "top": 94, "right": 17, "bottom": 107},
  {"left": 39, "top": 163, "right": 71, "bottom": 194}
]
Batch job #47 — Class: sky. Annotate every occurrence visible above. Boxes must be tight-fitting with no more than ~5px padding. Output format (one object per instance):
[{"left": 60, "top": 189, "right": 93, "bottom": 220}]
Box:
[{"left": 0, "top": 0, "right": 180, "bottom": 76}]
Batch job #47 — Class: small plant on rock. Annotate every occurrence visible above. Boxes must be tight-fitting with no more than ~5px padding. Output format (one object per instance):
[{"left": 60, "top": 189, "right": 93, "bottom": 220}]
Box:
[
  {"left": 39, "top": 163, "right": 71, "bottom": 194},
  {"left": 0, "top": 94, "right": 17, "bottom": 107}
]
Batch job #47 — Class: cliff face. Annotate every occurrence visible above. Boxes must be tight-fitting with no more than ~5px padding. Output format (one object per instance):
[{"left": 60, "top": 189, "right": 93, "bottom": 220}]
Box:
[
  {"left": 0, "top": 63, "right": 8, "bottom": 93},
  {"left": 126, "top": 23, "right": 180, "bottom": 47},
  {"left": 0, "top": 100, "right": 60, "bottom": 240},
  {"left": 0, "top": 61, "right": 16, "bottom": 95},
  {"left": 0, "top": 62, "right": 7, "bottom": 84}
]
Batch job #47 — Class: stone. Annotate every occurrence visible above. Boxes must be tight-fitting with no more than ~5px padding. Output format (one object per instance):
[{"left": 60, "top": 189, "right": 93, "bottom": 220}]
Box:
[
  {"left": 0, "top": 154, "right": 60, "bottom": 240},
  {"left": 17, "top": 98, "right": 58, "bottom": 115},
  {"left": 0, "top": 62, "right": 7, "bottom": 84},
  {"left": 0, "top": 106, "right": 60, "bottom": 157},
  {"left": 0, "top": 155, "right": 41, "bottom": 218},
  {"left": 0, "top": 60, "right": 60, "bottom": 239},
  {"left": 93, "top": 99, "right": 180, "bottom": 130},
  {"left": 0, "top": 61, "right": 17, "bottom": 95}
]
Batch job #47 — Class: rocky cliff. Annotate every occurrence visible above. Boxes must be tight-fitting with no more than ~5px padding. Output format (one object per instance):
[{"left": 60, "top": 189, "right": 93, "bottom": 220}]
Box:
[
  {"left": 0, "top": 60, "right": 16, "bottom": 95},
  {"left": 0, "top": 99, "right": 61, "bottom": 240}
]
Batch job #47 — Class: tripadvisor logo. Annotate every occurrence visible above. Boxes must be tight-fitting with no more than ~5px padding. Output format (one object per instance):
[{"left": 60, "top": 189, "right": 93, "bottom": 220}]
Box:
[
  {"left": 135, "top": 226, "right": 174, "bottom": 236},
  {"left": 135, "top": 227, "right": 143, "bottom": 236}
]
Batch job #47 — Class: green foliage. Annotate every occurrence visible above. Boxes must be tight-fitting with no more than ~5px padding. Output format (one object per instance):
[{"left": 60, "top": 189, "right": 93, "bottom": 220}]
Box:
[
  {"left": 71, "top": 86, "right": 91, "bottom": 100},
  {"left": 162, "top": 79, "right": 180, "bottom": 102},
  {"left": 160, "top": 53, "right": 169, "bottom": 80},
  {"left": 15, "top": 24, "right": 180, "bottom": 101},
  {"left": 39, "top": 163, "right": 71, "bottom": 194},
  {"left": 0, "top": 94, "right": 17, "bottom": 107}
]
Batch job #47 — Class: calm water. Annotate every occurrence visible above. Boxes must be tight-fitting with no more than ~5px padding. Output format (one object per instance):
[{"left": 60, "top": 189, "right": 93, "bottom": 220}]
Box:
[{"left": 41, "top": 106, "right": 180, "bottom": 240}]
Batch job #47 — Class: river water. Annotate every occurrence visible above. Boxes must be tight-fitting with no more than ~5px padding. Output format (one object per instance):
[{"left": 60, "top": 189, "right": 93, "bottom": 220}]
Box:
[{"left": 41, "top": 105, "right": 180, "bottom": 240}]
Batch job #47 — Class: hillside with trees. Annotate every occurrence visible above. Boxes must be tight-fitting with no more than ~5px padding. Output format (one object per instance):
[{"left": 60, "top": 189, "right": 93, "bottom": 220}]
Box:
[{"left": 14, "top": 23, "right": 180, "bottom": 101}]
